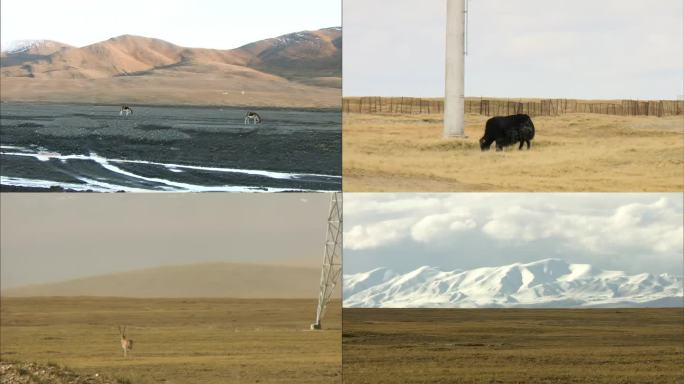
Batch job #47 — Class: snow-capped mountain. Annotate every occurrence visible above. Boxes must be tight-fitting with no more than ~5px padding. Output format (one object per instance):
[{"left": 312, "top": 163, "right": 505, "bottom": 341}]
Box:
[
  {"left": 2, "top": 39, "right": 42, "bottom": 53},
  {"left": 343, "top": 259, "right": 684, "bottom": 308},
  {"left": 1, "top": 39, "right": 70, "bottom": 55}
]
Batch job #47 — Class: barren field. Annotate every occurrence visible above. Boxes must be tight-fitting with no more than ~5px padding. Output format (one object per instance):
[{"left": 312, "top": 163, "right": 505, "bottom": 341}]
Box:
[
  {"left": 1, "top": 103, "right": 341, "bottom": 192},
  {"left": 343, "top": 113, "right": 684, "bottom": 191},
  {"left": 0, "top": 297, "right": 341, "bottom": 384},
  {"left": 0, "top": 76, "right": 341, "bottom": 110},
  {"left": 342, "top": 308, "right": 684, "bottom": 384}
]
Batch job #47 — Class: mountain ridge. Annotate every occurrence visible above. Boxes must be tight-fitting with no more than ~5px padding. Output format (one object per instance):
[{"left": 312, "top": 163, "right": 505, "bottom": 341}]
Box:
[
  {"left": 344, "top": 259, "right": 683, "bottom": 308},
  {"left": 2, "top": 261, "right": 340, "bottom": 299},
  {"left": 1, "top": 29, "right": 340, "bottom": 80},
  {"left": 0, "top": 28, "right": 341, "bottom": 108},
  {"left": 1, "top": 39, "right": 72, "bottom": 55}
]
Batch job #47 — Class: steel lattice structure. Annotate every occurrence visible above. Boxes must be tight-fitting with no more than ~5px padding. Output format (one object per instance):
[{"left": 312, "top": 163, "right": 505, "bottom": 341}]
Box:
[{"left": 311, "top": 192, "right": 342, "bottom": 330}]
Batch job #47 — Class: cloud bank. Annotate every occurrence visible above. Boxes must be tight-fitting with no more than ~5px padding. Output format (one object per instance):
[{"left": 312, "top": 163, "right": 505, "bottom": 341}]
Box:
[{"left": 344, "top": 194, "right": 683, "bottom": 275}]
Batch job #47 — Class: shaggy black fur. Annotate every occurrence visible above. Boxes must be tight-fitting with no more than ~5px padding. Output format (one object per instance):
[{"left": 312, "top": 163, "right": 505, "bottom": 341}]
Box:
[{"left": 479, "top": 114, "right": 536, "bottom": 151}]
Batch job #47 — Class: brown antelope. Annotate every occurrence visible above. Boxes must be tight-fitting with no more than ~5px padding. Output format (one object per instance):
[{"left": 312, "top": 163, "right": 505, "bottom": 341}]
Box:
[{"left": 118, "top": 325, "right": 134, "bottom": 358}]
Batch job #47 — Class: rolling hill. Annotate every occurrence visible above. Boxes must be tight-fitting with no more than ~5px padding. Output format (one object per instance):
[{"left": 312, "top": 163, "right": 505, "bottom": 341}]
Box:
[
  {"left": 0, "top": 28, "right": 341, "bottom": 108},
  {"left": 344, "top": 259, "right": 684, "bottom": 308},
  {"left": 2, "top": 262, "right": 340, "bottom": 298}
]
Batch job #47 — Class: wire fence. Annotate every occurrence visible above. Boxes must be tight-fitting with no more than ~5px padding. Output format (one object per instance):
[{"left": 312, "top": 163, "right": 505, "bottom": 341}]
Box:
[{"left": 343, "top": 97, "right": 684, "bottom": 117}]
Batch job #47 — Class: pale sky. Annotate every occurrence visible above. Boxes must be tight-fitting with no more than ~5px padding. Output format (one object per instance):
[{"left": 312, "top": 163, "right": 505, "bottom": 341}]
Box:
[
  {"left": 0, "top": 0, "right": 341, "bottom": 49},
  {"left": 0, "top": 193, "right": 331, "bottom": 289},
  {"left": 344, "top": 193, "right": 684, "bottom": 276},
  {"left": 344, "top": 0, "right": 684, "bottom": 99}
]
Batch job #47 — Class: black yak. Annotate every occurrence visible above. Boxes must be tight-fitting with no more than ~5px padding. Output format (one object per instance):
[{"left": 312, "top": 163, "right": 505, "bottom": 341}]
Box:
[{"left": 479, "top": 114, "right": 535, "bottom": 151}]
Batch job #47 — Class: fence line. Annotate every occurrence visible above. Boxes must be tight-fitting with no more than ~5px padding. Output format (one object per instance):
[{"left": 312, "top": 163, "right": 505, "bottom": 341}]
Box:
[{"left": 343, "top": 97, "right": 684, "bottom": 117}]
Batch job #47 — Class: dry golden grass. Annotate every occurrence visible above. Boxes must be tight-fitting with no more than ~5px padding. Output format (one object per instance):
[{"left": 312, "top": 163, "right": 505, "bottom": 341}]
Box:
[
  {"left": 343, "top": 113, "right": 684, "bottom": 191},
  {"left": 1, "top": 297, "right": 341, "bottom": 384},
  {"left": 343, "top": 308, "right": 684, "bottom": 384}
]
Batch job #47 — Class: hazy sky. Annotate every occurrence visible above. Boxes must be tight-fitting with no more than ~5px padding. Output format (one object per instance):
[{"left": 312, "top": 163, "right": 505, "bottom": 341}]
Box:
[
  {"left": 344, "top": 193, "right": 684, "bottom": 276},
  {"left": 344, "top": 0, "right": 684, "bottom": 99},
  {"left": 1, "top": 193, "right": 331, "bottom": 289},
  {"left": 0, "top": 0, "right": 340, "bottom": 49}
]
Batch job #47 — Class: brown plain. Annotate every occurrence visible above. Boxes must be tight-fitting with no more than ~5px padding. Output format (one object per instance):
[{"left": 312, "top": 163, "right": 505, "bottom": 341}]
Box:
[
  {"left": 343, "top": 112, "right": 684, "bottom": 191},
  {"left": 343, "top": 308, "right": 684, "bottom": 384},
  {"left": 1, "top": 297, "right": 341, "bottom": 384}
]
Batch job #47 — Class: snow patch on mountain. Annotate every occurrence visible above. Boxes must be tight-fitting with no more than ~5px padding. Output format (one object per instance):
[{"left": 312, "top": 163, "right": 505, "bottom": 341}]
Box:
[
  {"left": 2, "top": 40, "right": 46, "bottom": 53},
  {"left": 1, "top": 39, "right": 69, "bottom": 55},
  {"left": 343, "top": 259, "right": 683, "bottom": 308},
  {"left": 272, "top": 32, "right": 323, "bottom": 48}
]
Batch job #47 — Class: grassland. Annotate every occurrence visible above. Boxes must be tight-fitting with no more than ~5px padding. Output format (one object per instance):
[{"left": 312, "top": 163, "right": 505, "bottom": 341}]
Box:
[
  {"left": 343, "top": 113, "right": 684, "bottom": 191},
  {"left": 0, "top": 297, "right": 341, "bottom": 384},
  {"left": 342, "top": 308, "right": 684, "bottom": 384}
]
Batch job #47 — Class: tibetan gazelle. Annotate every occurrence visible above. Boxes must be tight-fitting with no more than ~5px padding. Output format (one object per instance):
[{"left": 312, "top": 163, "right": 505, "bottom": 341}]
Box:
[
  {"left": 244, "top": 111, "right": 262, "bottom": 124},
  {"left": 119, "top": 105, "right": 133, "bottom": 118},
  {"left": 118, "top": 325, "right": 134, "bottom": 358}
]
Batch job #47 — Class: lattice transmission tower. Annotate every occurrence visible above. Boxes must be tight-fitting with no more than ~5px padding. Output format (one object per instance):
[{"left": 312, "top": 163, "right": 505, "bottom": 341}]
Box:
[{"left": 311, "top": 192, "right": 342, "bottom": 330}]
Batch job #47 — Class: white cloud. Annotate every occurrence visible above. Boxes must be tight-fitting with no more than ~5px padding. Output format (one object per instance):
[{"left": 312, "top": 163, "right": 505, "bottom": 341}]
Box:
[
  {"left": 481, "top": 197, "right": 683, "bottom": 255},
  {"left": 345, "top": 218, "right": 414, "bottom": 250},
  {"left": 345, "top": 211, "right": 477, "bottom": 250},
  {"left": 344, "top": 194, "right": 444, "bottom": 217},
  {"left": 344, "top": 195, "right": 479, "bottom": 249},
  {"left": 411, "top": 212, "right": 477, "bottom": 243},
  {"left": 344, "top": 194, "right": 684, "bottom": 274}
]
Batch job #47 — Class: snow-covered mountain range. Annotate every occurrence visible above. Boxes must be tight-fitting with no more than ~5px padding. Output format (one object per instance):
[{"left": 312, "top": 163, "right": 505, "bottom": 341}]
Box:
[{"left": 343, "top": 259, "right": 683, "bottom": 308}]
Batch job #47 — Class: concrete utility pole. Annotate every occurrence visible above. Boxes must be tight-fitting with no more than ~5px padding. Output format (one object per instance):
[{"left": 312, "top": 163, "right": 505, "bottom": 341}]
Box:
[{"left": 444, "top": 0, "right": 466, "bottom": 138}]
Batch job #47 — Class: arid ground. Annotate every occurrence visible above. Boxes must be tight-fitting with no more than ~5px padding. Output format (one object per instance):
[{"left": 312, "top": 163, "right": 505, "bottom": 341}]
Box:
[
  {"left": 343, "top": 113, "right": 684, "bottom": 191},
  {"left": 342, "top": 308, "right": 684, "bottom": 384},
  {"left": 1, "top": 103, "right": 341, "bottom": 192},
  {"left": 0, "top": 297, "right": 341, "bottom": 384}
]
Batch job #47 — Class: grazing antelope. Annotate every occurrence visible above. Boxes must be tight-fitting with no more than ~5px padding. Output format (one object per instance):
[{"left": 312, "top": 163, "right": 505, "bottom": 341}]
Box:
[
  {"left": 119, "top": 105, "right": 133, "bottom": 118},
  {"left": 118, "top": 325, "right": 134, "bottom": 358},
  {"left": 244, "top": 111, "right": 262, "bottom": 124}
]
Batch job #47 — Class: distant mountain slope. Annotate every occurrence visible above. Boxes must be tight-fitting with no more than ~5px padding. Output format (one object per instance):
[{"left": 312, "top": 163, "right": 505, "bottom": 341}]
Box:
[
  {"left": 0, "top": 39, "right": 73, "bottom": 67},
  {"left": 1, "top": 40, "right": 73, "bottom": 55},
  {"left": 1, "top": 35, "right": 248, "bottom": 79},
  {"left": 0, "top": 28, "right": 341, "bottom": 107},
  {"left": 344, "top": 259, "right": 684, "bottom": 308},
  {"left": 2, "top": 262, "right": 341, "bottom": 299},
  {"left": 237, "top": 27, "right": 342, "bottom": 86}
]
